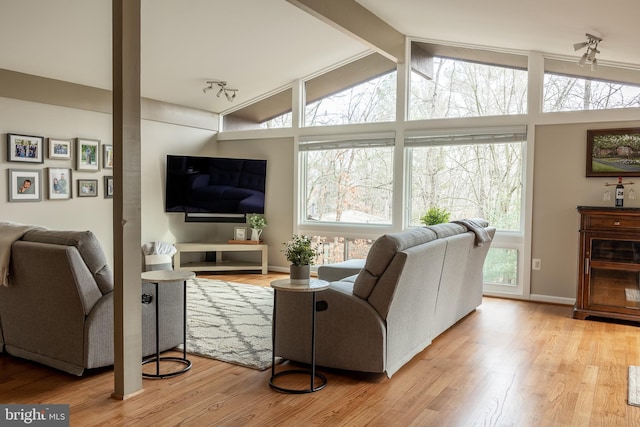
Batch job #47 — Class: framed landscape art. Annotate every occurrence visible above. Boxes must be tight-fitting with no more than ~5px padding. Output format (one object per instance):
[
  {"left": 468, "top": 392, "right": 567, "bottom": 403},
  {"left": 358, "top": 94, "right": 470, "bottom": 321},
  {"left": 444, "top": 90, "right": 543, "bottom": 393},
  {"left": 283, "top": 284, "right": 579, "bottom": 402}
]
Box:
[
  {"left": 8, "top": 169, "right": 42, "bottom": 202},
  {"left": 8, "top": 133, "right": 44, "bottom": 163},
  {"left": 76, "top": 138, "right": 100, "bottom": 171},
  {"left": 587, "top": 128, "right": 640, "bottom": 177}
]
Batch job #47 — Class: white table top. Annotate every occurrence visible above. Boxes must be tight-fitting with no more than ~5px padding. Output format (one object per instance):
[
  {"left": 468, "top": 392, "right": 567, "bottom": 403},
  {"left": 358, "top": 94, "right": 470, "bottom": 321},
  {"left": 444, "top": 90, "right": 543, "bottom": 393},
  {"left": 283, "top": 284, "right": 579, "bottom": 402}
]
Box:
[
  {"left": 270, "top": 278, "right": 330, "bottom": 292},
  {"left": 141, "top": 269, "right": 196, "bottom": 283}
]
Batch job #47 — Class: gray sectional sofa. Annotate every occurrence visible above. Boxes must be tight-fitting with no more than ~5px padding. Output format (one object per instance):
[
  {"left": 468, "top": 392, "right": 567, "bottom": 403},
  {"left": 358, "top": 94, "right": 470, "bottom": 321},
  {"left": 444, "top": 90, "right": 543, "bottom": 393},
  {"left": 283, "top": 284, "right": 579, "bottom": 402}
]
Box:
[
  {"left": 0, "top": 228, "right": 183, "bottom": 375},
  {"left": 274, "top": 220, "right": 496, "bottom": 377}
]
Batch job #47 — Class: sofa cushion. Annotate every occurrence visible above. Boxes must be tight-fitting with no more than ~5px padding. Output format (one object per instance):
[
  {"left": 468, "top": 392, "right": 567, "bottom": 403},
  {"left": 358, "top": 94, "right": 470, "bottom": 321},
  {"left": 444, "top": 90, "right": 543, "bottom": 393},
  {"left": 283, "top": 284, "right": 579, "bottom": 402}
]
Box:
[
  {"left": 425, "top": 222, "right": 467, "bottom": 238},
  {"left": 353, "top": 227, "right": 437, "bottom": 300},
  {"left": 21, "top": 229, "right": 113, "bottom": 294}
]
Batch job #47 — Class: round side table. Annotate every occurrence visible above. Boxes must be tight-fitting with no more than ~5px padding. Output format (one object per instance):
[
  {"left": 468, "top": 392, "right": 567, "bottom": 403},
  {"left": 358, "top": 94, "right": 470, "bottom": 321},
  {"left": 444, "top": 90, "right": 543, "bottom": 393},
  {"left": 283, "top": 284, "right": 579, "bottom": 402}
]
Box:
[
  {"left": 141, "top": 269, "right": 195, "bottom": 379},
  {"left": 269, "top": 278, "right": 329, "bottom": 393}
]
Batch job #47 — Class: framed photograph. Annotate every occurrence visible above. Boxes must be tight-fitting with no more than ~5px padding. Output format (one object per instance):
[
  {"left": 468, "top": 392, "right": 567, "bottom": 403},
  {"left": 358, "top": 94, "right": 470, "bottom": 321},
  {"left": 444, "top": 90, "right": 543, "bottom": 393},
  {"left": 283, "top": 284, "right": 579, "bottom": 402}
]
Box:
[
  {"left": 8, "top": 133, "right": 44, "bottom": 163},
  {"left": 104, "top": 176, "right": 114, "bottom": 198},
  {"left": 234, "top": 227, "right": 247, "bottom": 241},
  {"left": 103, "top": 145, "right": 113, "bottom": 169},
  {"left": 8, "top": 169, "right": 42, "bottom": 202},
  {"left": 48, "top": 168, "right": 72, "bottom": 200},
  {"left": 587, "top": 128, "right": 640, "bottom": 177},
  {"left": 48, "top": 138, "right": 72, "bottom": 159},
  {"left": 76, "top": 138, "right": 100, "bottom": 171},
  {"left": 78, "top": 179, "right": 98, "bottom": 197}
]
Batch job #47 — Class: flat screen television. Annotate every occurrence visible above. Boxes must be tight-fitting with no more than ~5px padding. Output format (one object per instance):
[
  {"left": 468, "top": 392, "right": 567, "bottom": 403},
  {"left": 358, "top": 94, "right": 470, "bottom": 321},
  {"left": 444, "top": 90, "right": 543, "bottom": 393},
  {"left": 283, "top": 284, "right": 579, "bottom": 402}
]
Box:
[{"left": 165, "top": 155, "right": 266, "bottom": 223}]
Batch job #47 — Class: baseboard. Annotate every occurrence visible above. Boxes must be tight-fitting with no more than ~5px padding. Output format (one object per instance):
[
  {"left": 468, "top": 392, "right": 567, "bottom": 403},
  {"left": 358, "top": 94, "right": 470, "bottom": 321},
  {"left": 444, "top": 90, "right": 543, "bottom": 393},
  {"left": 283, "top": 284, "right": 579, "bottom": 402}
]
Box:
[{"left": 529, "top": 294, "right": 575, "bottom": 306}]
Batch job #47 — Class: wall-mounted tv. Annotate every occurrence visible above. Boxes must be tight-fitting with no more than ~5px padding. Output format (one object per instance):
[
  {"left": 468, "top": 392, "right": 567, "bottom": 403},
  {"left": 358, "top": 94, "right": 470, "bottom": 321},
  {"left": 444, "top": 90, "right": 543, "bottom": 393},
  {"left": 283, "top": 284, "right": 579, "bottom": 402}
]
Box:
[{"left": 165, "top": 155, "right": 266, "bottom": 223}]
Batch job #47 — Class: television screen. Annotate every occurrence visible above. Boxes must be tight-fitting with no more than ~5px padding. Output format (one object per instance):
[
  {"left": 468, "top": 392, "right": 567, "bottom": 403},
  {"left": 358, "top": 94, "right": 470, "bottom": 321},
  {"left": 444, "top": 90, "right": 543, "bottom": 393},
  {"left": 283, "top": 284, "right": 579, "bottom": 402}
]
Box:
[{"left": 165, "top": 155, "right": 266, "bottom": 222}]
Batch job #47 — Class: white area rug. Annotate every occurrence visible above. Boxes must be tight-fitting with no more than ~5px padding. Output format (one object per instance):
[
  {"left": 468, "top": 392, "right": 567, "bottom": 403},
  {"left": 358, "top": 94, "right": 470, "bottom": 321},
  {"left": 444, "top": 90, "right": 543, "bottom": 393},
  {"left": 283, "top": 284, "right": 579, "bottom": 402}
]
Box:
[
  {"left": 180, "top": 277, "right": 275, "bottom": 370},
  {"left": 629, "top": 366, "right": 640, "bottom": 406}
]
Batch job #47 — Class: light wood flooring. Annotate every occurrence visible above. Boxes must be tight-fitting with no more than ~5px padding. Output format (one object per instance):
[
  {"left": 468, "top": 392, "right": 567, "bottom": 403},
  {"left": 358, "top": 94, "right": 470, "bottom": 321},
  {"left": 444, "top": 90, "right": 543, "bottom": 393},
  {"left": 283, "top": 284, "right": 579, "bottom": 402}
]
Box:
[{"left": 2, "top": 272, "right": 640, "bottom": 426}]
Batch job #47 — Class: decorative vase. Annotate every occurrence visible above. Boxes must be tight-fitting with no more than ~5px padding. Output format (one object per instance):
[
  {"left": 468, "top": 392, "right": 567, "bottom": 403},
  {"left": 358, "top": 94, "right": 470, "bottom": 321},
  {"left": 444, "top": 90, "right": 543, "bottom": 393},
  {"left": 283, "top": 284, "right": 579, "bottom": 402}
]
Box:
[
  {"left": 251, "top": 228, "right": 262, "bottom": 241},
  {"left": 289, "top": 264, "right": 310, "bottom": 283}
]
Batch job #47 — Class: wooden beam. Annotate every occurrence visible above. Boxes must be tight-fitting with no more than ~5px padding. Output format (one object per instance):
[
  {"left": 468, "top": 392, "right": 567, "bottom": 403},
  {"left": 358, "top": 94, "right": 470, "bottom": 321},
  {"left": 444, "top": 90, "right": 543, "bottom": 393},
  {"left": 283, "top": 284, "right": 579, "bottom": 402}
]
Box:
[
  {"left": 112, "top": 0, "right": 143, "bottom": 400},
  {"left": 287, "top": 0, "right": 405, "bottom": 63}
]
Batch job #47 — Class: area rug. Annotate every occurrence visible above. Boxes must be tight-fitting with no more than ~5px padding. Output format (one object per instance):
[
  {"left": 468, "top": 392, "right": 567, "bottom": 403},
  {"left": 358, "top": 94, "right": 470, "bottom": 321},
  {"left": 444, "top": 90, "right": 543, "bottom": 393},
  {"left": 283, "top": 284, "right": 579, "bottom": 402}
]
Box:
[
  {"left": 629, "top": 366, "right": 640, "bottom": 406},
  {"left": 180, "top": 277, "right": 275, "bottom": 370}
]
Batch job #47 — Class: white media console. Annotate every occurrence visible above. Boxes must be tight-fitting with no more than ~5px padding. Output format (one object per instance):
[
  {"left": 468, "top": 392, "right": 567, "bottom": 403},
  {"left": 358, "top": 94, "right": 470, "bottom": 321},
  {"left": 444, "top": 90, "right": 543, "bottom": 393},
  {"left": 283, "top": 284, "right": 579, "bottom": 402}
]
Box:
[{"left": 174, "top": 242, "right": 268, "bottom": 274}]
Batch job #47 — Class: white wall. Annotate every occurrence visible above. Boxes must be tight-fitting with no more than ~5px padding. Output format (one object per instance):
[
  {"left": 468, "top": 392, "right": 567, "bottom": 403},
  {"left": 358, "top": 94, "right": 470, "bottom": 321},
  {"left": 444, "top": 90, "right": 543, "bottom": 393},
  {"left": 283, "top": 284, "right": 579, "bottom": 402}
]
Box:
[
  {"left": 531, "top": 120, "right": 640, "bottom": 300},
  {"left": 0, "top": 96, "right": 218, "bottom": 263},
  {"left": 0, "top": 97, "right": 115, "bottom": 252}
]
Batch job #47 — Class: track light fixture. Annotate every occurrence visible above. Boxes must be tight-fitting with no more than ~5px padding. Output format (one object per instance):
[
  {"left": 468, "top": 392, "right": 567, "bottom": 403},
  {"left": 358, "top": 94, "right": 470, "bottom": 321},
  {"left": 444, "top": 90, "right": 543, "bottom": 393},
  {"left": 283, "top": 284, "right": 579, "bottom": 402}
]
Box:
[
  {"left": 203, "top": 80, "right": 238, "bottom": 101},
  {"left": 573, "top": 33, "right": 602, "bottom": 71}
]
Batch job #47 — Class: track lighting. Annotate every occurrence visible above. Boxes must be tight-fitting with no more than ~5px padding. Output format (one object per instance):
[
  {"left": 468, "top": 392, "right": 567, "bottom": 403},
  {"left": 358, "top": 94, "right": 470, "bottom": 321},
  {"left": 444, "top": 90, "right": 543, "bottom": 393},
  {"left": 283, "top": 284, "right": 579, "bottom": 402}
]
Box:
[
  {"left": 203, "top": 81, "right": 238, "bottom": 102},
  {"left": 573, "top": 33, "right": 602, "bottom": 70}
]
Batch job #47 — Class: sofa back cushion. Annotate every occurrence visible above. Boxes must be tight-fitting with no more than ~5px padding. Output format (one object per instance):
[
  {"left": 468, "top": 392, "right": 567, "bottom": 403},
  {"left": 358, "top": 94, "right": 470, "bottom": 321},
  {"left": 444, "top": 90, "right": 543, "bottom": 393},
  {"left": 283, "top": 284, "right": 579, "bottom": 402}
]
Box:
[
  {"left": 20, "top": 229, "right": 113, "bottom": 294},
  {"left": 353, "top": 227, "right": 437, "bottom": 300}
]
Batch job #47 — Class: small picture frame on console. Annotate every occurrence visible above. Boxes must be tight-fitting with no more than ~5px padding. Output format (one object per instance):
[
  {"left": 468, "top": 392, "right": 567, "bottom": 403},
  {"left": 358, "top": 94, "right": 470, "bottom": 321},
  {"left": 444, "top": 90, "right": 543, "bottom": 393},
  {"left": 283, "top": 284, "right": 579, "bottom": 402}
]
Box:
[{"left": 234, "top": 227, "right": 247, "bottom": 241}]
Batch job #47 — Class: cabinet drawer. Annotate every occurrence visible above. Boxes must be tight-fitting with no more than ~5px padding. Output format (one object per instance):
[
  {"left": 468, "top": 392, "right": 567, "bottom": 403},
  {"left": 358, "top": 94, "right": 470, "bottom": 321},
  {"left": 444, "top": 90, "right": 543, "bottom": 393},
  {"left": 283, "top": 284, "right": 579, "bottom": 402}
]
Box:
[{"left": 585, "top": 214, "right": 640, "bottom": 230}]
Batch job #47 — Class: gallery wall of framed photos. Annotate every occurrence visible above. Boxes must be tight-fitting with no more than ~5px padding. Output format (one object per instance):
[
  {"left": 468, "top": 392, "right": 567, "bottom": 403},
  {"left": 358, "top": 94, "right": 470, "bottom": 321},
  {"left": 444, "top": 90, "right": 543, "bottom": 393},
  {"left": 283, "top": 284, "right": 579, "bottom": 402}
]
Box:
[{"left": 6, "top": 133, "right": 113, "bottom": 202}]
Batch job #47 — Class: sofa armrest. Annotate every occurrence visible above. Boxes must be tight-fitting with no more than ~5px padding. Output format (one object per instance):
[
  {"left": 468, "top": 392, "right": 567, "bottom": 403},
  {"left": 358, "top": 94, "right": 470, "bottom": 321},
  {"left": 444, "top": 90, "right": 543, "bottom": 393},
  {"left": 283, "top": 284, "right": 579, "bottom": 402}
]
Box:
[
  {"left": 317, "top": 259, "right": 365, "bottom": 282},
  {"left": 274, "top": 281, "right": 386, "bottom": 373}
]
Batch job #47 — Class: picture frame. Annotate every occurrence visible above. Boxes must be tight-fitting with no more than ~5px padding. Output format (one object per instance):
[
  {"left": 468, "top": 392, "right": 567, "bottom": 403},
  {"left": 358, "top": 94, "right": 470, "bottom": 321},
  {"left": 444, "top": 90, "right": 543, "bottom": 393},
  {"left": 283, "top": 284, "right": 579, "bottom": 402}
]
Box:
[
  {"left": 78, "top": 179, "right": 98, "bottom": 197},
  {"left": 76, "top": 138, "right": 100, "bottom": 171},
  {"left": 104, "top": 176, "right": 114, "bottom": 198},
  {"left": 8, "top": 169, "right": 42, "bottom": 202},
  {"left": 234, "top": 227, "right": 247, "bottom": 241},
  {"left": 587, "top": 128, "right": 640, "bottom": 177},
  {"left": 102, "top": 145, "right": 113, "bottom": 169},
  {"left": 48, "top": 168, "right": 72, "bottom": 200},
  {"left": 48, "top": 138, "right": 72, "bottom": 159},
  {"left": 8, "top": 133, "right": 44, "bottom": 163}
]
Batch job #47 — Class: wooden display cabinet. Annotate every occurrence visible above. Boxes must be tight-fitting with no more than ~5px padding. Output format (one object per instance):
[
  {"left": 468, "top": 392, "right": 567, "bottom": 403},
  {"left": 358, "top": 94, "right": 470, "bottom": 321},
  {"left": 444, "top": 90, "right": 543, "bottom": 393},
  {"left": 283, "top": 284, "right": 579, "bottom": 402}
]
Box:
[{"left": 574, "top": 206, "right": 640, "bottom": 322}]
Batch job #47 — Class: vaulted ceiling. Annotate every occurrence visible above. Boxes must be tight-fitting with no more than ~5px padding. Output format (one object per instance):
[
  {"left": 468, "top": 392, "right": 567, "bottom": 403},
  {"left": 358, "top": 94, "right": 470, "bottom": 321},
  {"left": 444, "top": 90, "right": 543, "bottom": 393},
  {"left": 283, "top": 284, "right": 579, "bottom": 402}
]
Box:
[{"left": 1, "top": 0, "right": 638, "bottom": 116}]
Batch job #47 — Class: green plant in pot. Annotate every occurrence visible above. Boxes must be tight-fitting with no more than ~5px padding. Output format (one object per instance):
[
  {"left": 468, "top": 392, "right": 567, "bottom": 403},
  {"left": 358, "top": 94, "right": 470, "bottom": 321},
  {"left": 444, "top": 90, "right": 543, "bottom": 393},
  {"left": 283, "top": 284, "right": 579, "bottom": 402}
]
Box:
[
  {"left": 282, "top": 234, "right": 321, "bottom": 282},
  {"left": 420, "top": 207, "right": 451, "bottom": 225},
  {"left": 247, "top": 214, "right": 267, "bottom": 241}
]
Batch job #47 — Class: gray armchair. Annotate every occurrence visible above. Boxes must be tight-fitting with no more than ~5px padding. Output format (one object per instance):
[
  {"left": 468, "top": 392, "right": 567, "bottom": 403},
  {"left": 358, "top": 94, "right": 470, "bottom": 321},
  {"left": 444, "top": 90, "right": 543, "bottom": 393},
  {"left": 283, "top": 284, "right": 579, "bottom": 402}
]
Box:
[{"left": 0, "top": 229, "right": 183, "bottom": 375}]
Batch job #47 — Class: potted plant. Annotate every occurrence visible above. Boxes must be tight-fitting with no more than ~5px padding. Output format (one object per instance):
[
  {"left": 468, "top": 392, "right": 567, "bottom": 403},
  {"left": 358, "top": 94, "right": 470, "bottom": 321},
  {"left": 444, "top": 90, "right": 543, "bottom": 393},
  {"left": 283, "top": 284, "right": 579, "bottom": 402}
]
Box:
[
  {"left": 247, "top": 214, "right": 267, "bottom": 241},
  {"left": 282, "top": 234, "right": 321, "bottom": 281},
  {"left": 420, "top": 207, "right": 451, "bottom": 225}
]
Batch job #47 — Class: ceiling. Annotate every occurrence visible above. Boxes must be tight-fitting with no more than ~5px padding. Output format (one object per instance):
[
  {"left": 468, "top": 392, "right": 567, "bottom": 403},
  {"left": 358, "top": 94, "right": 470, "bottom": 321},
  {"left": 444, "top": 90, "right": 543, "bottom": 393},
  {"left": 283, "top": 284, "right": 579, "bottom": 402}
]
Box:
[{"left": 1, "top": 0, "right": 639, "bottom": 116}]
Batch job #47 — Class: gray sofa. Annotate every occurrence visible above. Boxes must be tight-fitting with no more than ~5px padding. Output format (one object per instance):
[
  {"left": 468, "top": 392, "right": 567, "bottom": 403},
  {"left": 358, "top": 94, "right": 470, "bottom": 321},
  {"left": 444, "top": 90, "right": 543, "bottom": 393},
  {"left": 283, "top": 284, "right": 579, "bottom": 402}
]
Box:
[
  {"left": 0, "top": 229, "right": 183, "bottom": 375},
  {"left": 274, "top": 220, "right": 496, "bottom": 377}
]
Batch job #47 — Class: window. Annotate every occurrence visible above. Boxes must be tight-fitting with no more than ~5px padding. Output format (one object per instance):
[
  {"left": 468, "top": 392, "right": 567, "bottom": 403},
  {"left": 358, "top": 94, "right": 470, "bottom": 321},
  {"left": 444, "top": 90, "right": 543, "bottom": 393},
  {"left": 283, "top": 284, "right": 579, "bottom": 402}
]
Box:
[
  {"left": 543, "top": 73, "right": 640, "bottom": 112},
  {"left": 405, "top": 128, "right": 525, "bottom": 231},
  {"left": 304, "top": 72, "right": 397, "bottom": 126},
  {"left": 259, "top": 111, "right": 292, "bottom": 129},
  {"left": 409, "top": 58, "right": 528, "bottom": 120},
  {"left": 315, "top": 236, "right": 375, "bottom": 266},
  {"left": 300, "top": 135, "right": 394, "bottom": 224}
]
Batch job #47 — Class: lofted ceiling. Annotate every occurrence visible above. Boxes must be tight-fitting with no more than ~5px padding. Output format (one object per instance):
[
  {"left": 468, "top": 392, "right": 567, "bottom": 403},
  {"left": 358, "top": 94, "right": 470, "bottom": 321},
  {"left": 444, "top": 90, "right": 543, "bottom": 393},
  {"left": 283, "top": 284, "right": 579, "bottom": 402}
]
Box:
[{"left": 0, "top": 0, "right": 638, "bottom": 116}]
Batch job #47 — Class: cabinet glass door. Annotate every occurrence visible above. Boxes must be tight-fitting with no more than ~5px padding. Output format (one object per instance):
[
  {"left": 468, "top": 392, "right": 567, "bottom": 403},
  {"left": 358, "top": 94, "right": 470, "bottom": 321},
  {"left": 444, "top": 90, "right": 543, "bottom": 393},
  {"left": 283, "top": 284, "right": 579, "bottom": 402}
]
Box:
[{"left": 589, "top": 238, "right": 640, "bottom": 309}]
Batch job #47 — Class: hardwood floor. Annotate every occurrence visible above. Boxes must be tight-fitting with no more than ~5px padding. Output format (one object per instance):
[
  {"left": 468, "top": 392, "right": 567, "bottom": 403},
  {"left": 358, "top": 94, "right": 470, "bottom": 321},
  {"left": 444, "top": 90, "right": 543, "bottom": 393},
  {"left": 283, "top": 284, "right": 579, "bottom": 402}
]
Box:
[{"left": 3, "top": 272, "right": 640, "bottom": 426}]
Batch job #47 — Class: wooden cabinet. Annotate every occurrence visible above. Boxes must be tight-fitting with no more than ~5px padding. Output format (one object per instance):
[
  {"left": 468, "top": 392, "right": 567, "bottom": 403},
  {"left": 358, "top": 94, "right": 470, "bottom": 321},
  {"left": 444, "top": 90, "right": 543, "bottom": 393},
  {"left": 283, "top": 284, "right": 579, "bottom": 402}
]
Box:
[{"left": 574, "top": 206, "right": 640, "bottom": 322}]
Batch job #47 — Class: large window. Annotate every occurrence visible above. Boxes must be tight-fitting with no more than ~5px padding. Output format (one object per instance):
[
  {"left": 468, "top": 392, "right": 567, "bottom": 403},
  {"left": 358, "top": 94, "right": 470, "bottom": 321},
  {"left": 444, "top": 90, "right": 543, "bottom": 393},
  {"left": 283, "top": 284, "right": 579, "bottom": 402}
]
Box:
[
  {"left": 405, "top": 129, "right": 525, "bottom": 231},
  {"left": 305, "top": 72, "right": 396, "bottom": 126},
  {"left": 543, "top": 73, "right": 640, "bottom": 112},
  {"left": 409, "top": 58, "right": 528, "bottom": 120},
  {"left": 300, "top": 135, "right": 394, "bottom": 224}
]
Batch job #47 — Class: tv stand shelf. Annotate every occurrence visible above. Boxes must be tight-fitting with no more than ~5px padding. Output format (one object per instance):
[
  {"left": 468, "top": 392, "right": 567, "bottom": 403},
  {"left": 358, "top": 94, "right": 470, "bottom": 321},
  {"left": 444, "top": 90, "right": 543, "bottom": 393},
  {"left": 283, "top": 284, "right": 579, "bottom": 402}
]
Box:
[{"left": 174, "top": 242, "right": 268, "bottom": 274}]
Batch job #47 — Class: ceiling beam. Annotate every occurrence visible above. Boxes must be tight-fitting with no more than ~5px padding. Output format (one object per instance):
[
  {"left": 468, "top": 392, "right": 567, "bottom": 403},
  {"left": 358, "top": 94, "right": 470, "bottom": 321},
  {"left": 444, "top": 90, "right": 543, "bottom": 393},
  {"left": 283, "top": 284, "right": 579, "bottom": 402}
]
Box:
[{"left": 287, "top": 0, "right": 405, "bottom": 63}]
